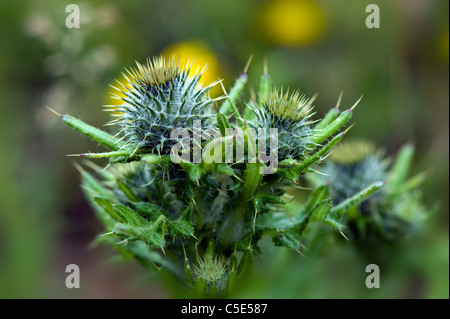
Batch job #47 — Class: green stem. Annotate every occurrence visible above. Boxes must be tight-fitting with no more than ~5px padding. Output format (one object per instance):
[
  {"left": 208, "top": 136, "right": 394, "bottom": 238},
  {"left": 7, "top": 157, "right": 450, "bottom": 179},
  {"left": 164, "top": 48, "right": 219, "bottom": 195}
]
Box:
[{"left": 221, "top": 162, "right": 262, "bottom": 245}]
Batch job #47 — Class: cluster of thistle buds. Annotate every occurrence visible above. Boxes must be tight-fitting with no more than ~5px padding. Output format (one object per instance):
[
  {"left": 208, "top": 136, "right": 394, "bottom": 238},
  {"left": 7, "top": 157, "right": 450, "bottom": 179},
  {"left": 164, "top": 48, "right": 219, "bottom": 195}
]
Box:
[{"left": 51, "top": 55, "right": 428, "bottom": 296}]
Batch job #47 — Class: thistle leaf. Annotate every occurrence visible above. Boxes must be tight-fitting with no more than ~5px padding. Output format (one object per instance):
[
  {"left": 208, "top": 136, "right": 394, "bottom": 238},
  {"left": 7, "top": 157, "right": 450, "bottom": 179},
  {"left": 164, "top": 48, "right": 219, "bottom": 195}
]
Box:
[
  {"left": 168, "top": 205, "right": 195, "bottom": 237},
  {"left": 293, "top": 132, "right": 345, "bottom": 176},
  {"left": 273, "top": 229, "right": 303, "bottom": 251},
  {"left": 314, "top": 107, "right": 340, "bottom": 131},
  {"left": 216, "top": 112, "right": 231, "bottom": 137},
  {"left": 328, "top": 181, "right": 385, "bottom": 219},
  {"left": 180, "top": 162, "right": 203, "bottom": 182},
  {"left": 388, "top": 143, "right": 414, "bottom": 192},
  {"left": 253, "top": 193, "right": 285, "bottom": 213},
  {"left": 133, "top": 202, "right": 165, "bottom": 220},
  {"left": 113, "top": 204, "right": 149, "bottom": 227},
  {"left": 60, "top": 114, "right": 126, "bottom": 151},
  {"left": 79, "top": 149, "right": 135, "bottom": 158},
  {"left": 311, "top": 109, "right": 353, "bottom": 145},
  {"left": 219, "top": 67, "right": 248, "bottom": 116},
  {"left": 215, "top": 163, "right": 235, "bottom": 176}
]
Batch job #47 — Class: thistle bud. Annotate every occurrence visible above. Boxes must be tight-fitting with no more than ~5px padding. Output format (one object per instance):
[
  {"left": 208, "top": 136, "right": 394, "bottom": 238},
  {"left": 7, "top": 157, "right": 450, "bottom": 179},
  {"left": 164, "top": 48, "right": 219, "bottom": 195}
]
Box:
[
  {"left": 323, "top": 140, "right": 388, "bottom": 207},
  {"left": 194, "top": 254, "right": 227, "bottom": 284},
  {"left": 249, "top": 87, "right": 314, "bottom": 161},
  {"left": 109, "top": 55, "right": 217, "bottom": 154},
  {"left": 321, "top": 140, "right": 427, "bottom": 241}
]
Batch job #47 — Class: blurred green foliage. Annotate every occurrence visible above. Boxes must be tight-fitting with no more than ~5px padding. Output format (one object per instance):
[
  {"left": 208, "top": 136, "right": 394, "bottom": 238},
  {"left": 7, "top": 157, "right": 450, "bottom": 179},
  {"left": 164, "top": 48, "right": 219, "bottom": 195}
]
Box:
[{"left": 0, "top": 0, "right": 448, "bottom": 298}]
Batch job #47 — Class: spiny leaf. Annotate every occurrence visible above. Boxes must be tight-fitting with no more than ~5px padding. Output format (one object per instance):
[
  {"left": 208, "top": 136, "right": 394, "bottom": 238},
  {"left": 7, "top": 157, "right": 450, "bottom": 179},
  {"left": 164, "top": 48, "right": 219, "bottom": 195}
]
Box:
[
  {"left": 303, "top": 185, "right": 330, "bottom": 212},
  {"left": 215, "top": 163, "right": 235, "bottom": 175},
  {"left": 259, "top": 60, "right": 271, "bottom": 101},
  {"left": 116, "top": 179, "right": 140, "bottom": 203},
  {"left": 273, "top": 229, "right": 303, "bottom": 251},
  {"left": 310, "top": 108, "right": 353, "bottom": 145},
  {"left": 79, "top": 168, "right": 113, "bottom": 198},
  {"left": 83, "top": 193, "right": 116, "bottom": 230},
  {"left": 114, "top": 215, "right": 167, "bottom": 248},
  {"left": 312, "top": 201, "right": 332, "bottom": 221},
  {"left": 133, "top": 202, "right": 165, "bottom": 220},
  {"left": 216, "top": 112, "right": 231, "bottom": 137},
  {"left": 388, "top": 143, "right": 414, "bottom": 192},
  {"left": 93, "top": 197, "right": 123, "bottom": 222},
  {"left": 168, "top": 205, "right": 195, "bottom": 237},
  {"left": 59, "top": 113, "right": 126, "bottom": 151},
  {"left": 140, "top": 154, "right": 167, "bottom": 165},
  {"left": 219, "top": 59, "right": 250, "bottom": 117},
  {"left": 294, "top": 131, "right": 346, "bottom": 175},
  {"left": 77, "top": 149, "right": 135, "bottom": 158},
  {"left": 180, "top": 162, "right": 203, "bottom": 182},
  {"left": 125, "top": 241, "right": 181, "bottom": 276},
  {"left": 314, "top": 107, "right": 340, "bottom": 131},
  {"left": 253, "top": 193, "right": 285, "bottom": 212},
  {"left": 327, "top": 181, "right": 385, "bottom": 219},
  {"left": 113, "top": 204, "right": 148, "bottom": 227},
  {"left": 236, "top": 246, "right": 254, "bottom": 276}
]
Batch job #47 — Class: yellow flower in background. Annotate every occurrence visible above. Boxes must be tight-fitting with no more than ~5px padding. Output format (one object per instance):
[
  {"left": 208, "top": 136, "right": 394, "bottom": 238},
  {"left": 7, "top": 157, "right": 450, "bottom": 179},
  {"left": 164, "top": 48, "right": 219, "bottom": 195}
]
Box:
[
  {"left": 106, "top": 41, "right": 221, "bottom": 106},
  {"left": 106, "top": 73, "right": 132, "bottom": 107},
  {"left": 258, "top": 0, "right": 326, "bottom": 46},
  {"left": 161, "top": 40, "right": 221, "bottom": 96}
]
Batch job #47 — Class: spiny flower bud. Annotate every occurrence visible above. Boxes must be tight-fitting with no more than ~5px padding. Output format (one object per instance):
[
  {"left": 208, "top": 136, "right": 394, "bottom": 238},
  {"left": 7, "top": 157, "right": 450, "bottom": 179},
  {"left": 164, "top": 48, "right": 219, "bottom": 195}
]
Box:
[
  {"left": 328, "top": 140, "right": 376, "bottom": 165},
  {"left": 194, "top": 254, "right": 227, "bottom": 284},
  {"left": 321, "top": 140, "right": 427, "bottom": 241},
  {"left": 249, "top": 87, "right": 314, "bottom": 161},
  {"left": 323, "top": 140, "right": 388, "bottom": 207},
  {"left": 108, "top": 55, "right": 218, "bottom": 154}
]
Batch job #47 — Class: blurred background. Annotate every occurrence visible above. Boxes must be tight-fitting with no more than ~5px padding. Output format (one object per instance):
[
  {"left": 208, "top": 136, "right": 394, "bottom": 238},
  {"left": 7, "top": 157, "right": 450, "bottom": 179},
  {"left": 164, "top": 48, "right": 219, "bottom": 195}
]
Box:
[{"left": 0, "top": 0, "right": 448, "bottom": 298}]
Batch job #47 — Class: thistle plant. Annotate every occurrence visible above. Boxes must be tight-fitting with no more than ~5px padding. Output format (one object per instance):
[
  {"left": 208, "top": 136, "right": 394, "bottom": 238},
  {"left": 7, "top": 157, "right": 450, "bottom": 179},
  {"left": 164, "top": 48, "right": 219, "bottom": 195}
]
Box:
[{"left": 53, "top": 54, "right": 399, "bottom": 297}]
